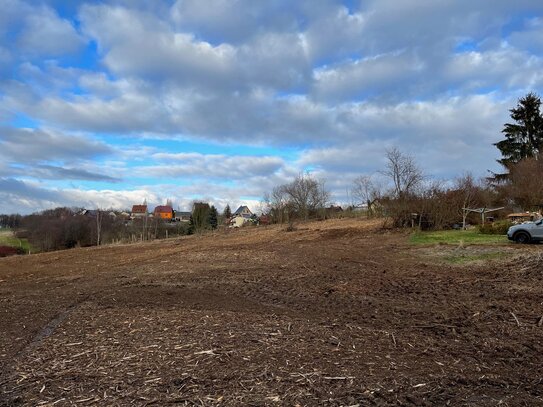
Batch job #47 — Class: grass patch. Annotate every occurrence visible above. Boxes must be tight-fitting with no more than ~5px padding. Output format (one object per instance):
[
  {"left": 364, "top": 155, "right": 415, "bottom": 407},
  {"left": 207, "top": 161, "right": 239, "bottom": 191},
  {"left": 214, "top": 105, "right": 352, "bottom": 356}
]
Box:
[
  {"left": 0, "top": 229, "right": 33, "bottom": 253},
  {"left": 443, "top": 251, "right": 508, "bottom": 264},
  {"left": 410, "top": 229, "right": 507, "bottom": 245}
]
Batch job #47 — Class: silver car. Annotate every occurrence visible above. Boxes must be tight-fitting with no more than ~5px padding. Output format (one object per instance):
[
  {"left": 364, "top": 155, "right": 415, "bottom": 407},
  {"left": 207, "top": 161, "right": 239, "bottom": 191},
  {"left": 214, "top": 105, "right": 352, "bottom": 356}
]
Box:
[{"left": 507, "top": 219, "right": 543, "bottom": 243}]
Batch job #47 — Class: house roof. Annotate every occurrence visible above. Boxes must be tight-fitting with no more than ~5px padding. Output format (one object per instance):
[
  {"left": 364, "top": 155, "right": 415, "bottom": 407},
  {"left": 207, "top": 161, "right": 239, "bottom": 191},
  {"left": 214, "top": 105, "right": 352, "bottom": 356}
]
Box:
[
  {"left": 234, "top": 205, "right": 252, "bottom": 215},
  {"left": 154, "top": 205, "right": 173, "bottom": 213},
  {"left": 132, "top": 205, "right": 147, "bottom": 213},
  {"left": 175, "top": 211, "right": 191, "bottom": 217},
  {"left": 233, "top": 213, "right": 253, "bottom": 219}
]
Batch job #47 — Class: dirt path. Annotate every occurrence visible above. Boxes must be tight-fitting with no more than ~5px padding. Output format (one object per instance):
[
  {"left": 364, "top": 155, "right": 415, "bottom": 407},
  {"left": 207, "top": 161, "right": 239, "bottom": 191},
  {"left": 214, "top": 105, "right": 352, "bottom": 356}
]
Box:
[{"left": 1, "top": 219, "right": 542, "bottom": 406}]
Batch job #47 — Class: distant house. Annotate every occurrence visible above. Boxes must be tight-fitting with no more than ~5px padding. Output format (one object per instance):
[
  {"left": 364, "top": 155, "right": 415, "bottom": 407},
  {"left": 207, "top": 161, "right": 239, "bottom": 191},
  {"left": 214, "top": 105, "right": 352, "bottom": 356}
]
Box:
[
  {"left": 154, "top": 205, "right": 173, "bottom": 220},
  {"left": 131, "top": 205, "right": 148, "bottom": 219},
  {"left": 233, "top": 205, "right": 253, "bottom": 218},
  {"left": 78, "top": 209, "right": 116, "bottom": 219},
  {"left": 230, "top": 216, "right": 247, "bottom": 228},
  {"left": 229, "top": 205, "right": 254, "bottom": 227},
  {"left": 174, "top": 211, "right": 191, "bottom": 222}
]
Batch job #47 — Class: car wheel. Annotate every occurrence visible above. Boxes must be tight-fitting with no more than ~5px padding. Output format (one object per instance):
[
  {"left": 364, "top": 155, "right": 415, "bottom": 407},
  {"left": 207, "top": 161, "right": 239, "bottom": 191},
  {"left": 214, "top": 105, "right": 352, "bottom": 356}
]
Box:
[{"left": 514, "top": 231, "right": 531, "bottom": 244}]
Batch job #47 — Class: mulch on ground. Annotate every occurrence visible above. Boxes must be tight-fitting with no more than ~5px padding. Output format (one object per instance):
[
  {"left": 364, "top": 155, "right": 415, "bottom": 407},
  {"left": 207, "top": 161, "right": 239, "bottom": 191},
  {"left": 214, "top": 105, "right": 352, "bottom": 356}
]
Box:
[{"left": 1, "top": 219, "right": 542, "bottom": 406}]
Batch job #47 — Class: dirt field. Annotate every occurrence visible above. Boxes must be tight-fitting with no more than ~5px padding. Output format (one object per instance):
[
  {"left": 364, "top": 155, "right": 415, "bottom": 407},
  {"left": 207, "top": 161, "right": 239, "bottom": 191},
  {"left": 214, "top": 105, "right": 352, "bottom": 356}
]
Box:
[{"left": 1, "top": 218, "right": 542, "bottom": 406}]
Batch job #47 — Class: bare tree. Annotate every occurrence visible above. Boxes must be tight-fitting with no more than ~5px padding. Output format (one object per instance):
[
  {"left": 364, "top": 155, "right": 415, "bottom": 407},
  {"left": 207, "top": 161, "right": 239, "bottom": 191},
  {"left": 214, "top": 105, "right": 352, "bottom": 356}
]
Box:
[
  {"left": 505, "top": 154, "right": 543, "bottom": 210},
  {"left": 95, "top": 209, "right": 103, "bottom": 246},
  {"left": 378, "top": 147, "right": 425, "bottom": 227},
  {"left": 264, "top": 186, "right": 289, "bottom": 224},
  {"left": 266, "top": 173, "right": 329, "bottom": 222},
  {"left": 352, "top": 175, "right": 381, "bottom": 217},
  {"left": 454, "top": 173, "right": 479, "bottom": 229},
  {"left": 281, "top": 173, "right": 330, "bottom": 220},
  {"left": 381, "top": 147, "right": 424, "bottom": 198}
]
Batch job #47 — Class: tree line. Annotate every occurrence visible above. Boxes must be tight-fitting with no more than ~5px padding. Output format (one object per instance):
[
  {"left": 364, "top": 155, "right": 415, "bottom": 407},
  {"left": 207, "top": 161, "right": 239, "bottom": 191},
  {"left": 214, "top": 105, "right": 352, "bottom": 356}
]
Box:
[
  {"left": 1, "top": 92, "right": 541, "bottom": 252},
  {"left": 0, "top": 201, "right": 241, "bottom": 253},
  {"left": 263, "top": 92, "right": 543, "bottom": 229}
]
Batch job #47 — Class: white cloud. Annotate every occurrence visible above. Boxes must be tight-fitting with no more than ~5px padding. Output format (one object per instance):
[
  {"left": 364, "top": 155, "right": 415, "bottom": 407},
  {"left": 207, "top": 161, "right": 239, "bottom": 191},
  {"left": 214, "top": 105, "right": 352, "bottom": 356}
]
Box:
[
  {"left": 18, "top": 6, "right": 84, "bottom": 56},
  {"left": 170, "top": 0, "right": 303, "bottom": 44},
  {"left": 1, "top": 1, "right": 543, "bottom": 214},
  {"left": 446, "top": 47, "right": 543, "bottom": 91},
  {"left": 312, "top": 51, "right": 425, "bottom": 102},
  {"left": 301, "top": 5, "right": 366, "bottom": 62},
  {"left": 508, "top": 18, "right": 543, "bottom": 54},
  {"left": 0, "top": 127, "right": 112, "bottom": 163},
  {"left": 146, "top": 153, "right": 285, "bottom": 179}
]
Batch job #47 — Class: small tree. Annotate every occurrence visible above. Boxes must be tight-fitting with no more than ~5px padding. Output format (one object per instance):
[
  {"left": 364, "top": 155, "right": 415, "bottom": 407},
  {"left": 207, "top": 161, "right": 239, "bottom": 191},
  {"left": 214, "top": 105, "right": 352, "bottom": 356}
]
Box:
[
  {"left": 264, "top": 187, "right": 289, "bottom": 224},
  {"left": 191, "top": 202, "right": 210, "bottom": 232},
  {"left": 281, "top": 173, "right": 330, "bottom": 220},
  {"left": 381, "top": 147, "right": 424, "bottom": 198},
  {"left": 223, "top": 204, "right": 232, "bottom": 220},
  {"left": 208, "top": 205, "right": 218, "bottom": 230},
  {"left": 379, "top": 147, "right": 424, "bottom": 227},
  {"left": 352, "top": 175, "right": 381, "bottom": 217},
  {"left": 187, "top": 215, "right": 195, "bottom": 235},
  {"left": 95, "top": 209, "right": 103, "bottom": 246},
  {"left": 454, "top": 173, "right": 479, "bottom": 229}
]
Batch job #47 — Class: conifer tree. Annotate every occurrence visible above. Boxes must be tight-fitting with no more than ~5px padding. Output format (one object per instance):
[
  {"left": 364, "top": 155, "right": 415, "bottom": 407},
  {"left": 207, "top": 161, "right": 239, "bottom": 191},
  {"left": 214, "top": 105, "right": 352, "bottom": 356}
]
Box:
[
  {"left": 208, "top": 205, "right": 218, "bottom": 230},
  {"left": 191, "top": 202, "right": 210, "bottom": 232},
  {"left": 223, "top": 204, "right": 232, "bottom": 219},
  {"left": 494, "top": 93, "right": 543, "bottom": 179},
  {"left": 187, "top": 215, "right": 195, "bottom": 235}
]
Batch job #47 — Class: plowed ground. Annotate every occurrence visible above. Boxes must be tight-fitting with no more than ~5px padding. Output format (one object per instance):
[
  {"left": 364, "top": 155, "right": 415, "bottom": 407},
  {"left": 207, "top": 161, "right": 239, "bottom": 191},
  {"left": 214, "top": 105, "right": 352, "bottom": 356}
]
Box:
[{"left": 1, "top": 219, "right": 542, "bottom": 406}]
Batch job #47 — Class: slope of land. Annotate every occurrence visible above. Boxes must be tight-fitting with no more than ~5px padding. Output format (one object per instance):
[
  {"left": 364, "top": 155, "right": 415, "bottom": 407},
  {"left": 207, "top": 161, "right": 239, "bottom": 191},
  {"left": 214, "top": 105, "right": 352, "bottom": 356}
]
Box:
[{"left": 1, "top": 218, "right": 542, "bottom": 406}]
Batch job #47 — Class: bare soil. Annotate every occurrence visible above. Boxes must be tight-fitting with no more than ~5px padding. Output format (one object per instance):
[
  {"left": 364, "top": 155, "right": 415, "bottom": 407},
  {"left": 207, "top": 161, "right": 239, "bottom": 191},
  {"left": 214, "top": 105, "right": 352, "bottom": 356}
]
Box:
[{"left": 1, "top": 218, "right": 542, "bottom": 406}]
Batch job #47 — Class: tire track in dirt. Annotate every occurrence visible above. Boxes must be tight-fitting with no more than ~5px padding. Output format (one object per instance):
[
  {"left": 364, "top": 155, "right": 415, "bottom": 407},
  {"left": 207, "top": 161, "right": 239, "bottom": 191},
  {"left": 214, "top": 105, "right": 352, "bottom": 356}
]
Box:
[{"left": 27, "top": 299, "right": 87, "bottom": 349}]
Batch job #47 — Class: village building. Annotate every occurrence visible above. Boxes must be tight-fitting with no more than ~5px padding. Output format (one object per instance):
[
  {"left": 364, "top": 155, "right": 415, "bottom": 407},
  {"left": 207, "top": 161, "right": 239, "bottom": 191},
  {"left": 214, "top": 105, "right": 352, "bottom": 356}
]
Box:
[
  {"left": 174, "top": 211, "right": 191, "bottom": 222},
  {"left": 229, "top": 205, "right": 255, "bottom": 227},
  {"left": 154, "top": 205, "right": 173, "bottom": 220},
  {"left": 233, "top": 205, "right": 253, "bottom": 218},
  {"left": 131, "top": 205, "right": 148, "bottom": 219}
]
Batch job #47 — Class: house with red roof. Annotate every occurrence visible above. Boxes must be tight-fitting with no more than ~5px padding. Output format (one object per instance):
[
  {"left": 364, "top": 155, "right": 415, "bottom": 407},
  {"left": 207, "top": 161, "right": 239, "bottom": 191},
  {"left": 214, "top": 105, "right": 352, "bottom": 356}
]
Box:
[
  {"left": 131, "top": 204, "right": 148, "bottom": 219},
  {"left": 154, "top": 205, "right": 173, "bottom": 220}
]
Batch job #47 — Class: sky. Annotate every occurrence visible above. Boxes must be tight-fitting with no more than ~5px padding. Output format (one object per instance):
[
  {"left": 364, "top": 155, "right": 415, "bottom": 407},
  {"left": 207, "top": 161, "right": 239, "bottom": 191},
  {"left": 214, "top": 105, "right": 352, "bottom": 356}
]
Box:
[{"left": 1, "top": 0, "right": 543, "bottom": 214}]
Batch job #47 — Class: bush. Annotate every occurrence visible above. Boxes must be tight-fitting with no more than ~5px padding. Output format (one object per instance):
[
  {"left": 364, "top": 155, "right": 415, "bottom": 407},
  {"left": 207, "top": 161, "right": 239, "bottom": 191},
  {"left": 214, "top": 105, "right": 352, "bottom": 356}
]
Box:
[
  {"left": 0, "top": 246, "right": 25, "bottom": 257},
  {"left": 478, "top": 220, "right": 512, "bottom": 235}
]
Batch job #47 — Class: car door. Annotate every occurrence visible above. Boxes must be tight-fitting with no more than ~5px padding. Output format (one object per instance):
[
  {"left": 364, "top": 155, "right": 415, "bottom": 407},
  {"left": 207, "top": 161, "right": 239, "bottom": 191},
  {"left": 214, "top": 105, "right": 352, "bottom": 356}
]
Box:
[{"left": 532, "top": 220, "right": 543, "bottom": 239}]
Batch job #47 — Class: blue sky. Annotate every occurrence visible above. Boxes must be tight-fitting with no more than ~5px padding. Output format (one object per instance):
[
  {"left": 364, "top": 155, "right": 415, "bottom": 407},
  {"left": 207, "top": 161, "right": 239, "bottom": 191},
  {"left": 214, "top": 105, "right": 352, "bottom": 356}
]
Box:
[{"left": 1, "top": 0, "right": 543, "bottom": 214}]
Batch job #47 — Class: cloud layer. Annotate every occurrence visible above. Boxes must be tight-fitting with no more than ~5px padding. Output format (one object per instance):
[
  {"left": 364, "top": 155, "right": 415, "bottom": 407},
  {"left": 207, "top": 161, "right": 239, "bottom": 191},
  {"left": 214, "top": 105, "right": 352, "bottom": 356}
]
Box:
[{"left": 1, "top": 0, "right": 542, "bottom": 213}]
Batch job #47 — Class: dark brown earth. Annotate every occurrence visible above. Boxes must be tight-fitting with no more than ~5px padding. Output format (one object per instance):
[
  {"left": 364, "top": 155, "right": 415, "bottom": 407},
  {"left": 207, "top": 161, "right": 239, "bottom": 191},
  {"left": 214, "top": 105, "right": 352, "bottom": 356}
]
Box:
[{"left": 1, "top": 218, "right": 542, "bottom": 406}]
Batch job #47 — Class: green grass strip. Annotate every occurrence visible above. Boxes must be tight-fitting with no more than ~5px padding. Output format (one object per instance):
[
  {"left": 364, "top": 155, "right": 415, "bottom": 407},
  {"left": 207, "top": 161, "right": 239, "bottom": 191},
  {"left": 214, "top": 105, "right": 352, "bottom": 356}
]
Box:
[{"left": 410, "top": 229, "right": 507, "bottom": 245}]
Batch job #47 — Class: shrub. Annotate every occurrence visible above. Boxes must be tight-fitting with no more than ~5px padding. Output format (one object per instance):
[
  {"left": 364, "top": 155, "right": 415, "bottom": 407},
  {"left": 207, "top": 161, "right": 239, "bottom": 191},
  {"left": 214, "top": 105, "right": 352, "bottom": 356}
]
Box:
[
  {"left": 0, "top": 246, "right": 25, "bottom": 257},
  {"left": 478, "top": 220, "right": 512, "bottom": 235}
]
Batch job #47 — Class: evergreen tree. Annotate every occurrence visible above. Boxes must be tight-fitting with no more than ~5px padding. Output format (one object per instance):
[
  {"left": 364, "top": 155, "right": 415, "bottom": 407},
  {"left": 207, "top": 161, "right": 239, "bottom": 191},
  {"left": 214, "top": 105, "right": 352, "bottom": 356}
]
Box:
[
  {"left": 223, "top": 204, "right": 232, "bottom": 219},
  {"left": 191, "top": 202, "right": 210, "bottom": 232},
  {"left": 208, "top": 205, "right": 218, "bottom": 230},
  {"left": 187, "top": 215, "right": 195, "bottom": 235},
  {"left": 494, "top": 93, "right": 543, "bottom": 178}
]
